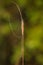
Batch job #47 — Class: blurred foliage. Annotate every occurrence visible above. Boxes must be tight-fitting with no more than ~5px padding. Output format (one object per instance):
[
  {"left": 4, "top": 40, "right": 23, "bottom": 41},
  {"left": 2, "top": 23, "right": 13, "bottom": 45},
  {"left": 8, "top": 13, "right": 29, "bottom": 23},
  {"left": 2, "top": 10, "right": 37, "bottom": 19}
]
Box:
[{"left": 0, "top": 0, "right": 43, "bottom": 65}]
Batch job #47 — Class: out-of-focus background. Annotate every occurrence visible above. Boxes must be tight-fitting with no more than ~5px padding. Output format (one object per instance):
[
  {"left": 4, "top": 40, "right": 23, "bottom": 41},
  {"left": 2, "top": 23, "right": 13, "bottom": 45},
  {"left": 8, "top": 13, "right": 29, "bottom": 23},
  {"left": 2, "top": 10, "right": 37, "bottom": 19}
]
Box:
[{"left": 0, "top": 0, "right": 43, "bottom": 65}]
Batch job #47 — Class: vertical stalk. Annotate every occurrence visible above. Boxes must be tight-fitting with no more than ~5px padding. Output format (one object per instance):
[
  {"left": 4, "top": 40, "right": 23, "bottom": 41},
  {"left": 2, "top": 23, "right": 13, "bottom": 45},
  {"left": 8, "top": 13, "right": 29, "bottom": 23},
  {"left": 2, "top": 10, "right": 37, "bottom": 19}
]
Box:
[
  {"left": 8, "top": 1, "right": 24, "bottom": 65},
  {"left": 21, "top": 19, "right": 24, "bottom": 65}
]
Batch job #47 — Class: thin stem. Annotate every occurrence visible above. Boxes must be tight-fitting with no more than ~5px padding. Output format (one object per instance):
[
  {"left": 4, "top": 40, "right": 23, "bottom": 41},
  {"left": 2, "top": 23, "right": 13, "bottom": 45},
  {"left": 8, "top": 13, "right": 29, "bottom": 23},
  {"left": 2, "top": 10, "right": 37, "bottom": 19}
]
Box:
[
  {"left": 8, "top": 1, "right": 24, "bottom": 65},
  {"left": 21, "top": 20, "right": 24, "bottom": 65}
]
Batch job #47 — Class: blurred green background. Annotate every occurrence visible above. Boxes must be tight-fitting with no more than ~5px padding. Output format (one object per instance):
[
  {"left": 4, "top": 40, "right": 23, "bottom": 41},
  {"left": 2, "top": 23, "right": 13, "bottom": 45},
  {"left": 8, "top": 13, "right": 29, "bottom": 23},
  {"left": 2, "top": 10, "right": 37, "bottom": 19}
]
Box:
[{"left": 0, "top": 0, "right": 43, "bottom": 65}]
